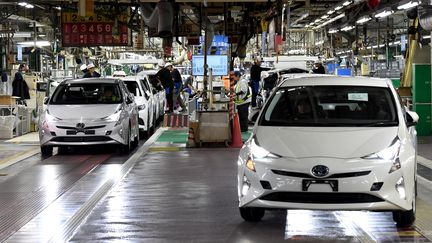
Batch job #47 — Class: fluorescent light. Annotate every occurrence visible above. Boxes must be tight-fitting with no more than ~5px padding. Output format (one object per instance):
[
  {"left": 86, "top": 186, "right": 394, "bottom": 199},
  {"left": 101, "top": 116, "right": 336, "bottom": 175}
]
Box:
[
  {"left": 17, "top": 40, "right": 51, "bottom": 47},
  {"left": 356, "top": 16, "right": 372, "bottom": 24},
  {"left": 329, "top": 29, "right": 339, "bottom": 33},
  {"left": 341, "top": 25, "right": 355, "bottom": 31},
  {"left": 55, "top": 6, "right": 61, "bottom": 10},
  {"left": 342, "top": 0, "right": 353, "bottom": 6},
  {"left": 18, "top": 2, "right": 27, "bottom": 6},
  {"left": 397, "top": 0, "right": 420, "bottom": 10},
  {"left": 321, "top": 15, "right": 329, "bottom": 19},
  {"left": 335, "top": 5, "right": 343, "bottom": 11},
  {"left": 375, "top": 9, "right": 394, "bottom": 18},
  {"left": 423, "top": 35, "right": 431, "bottom": 39},
  {"left": 327, "top": 10, "right": 335, "bottom": 15},
  {"left": 314, "top": 13, "right": 345, "bottom": 29},
  {"left": 25, "top": 4, "right": 34, "bottom": 8},
  {"left": 314, "top": 19, "right": 322, "bottom": 23}
]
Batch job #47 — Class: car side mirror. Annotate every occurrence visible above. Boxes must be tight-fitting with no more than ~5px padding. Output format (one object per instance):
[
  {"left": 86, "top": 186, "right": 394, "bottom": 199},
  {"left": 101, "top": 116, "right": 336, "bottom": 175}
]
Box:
[
  {"left": 126, "top": 96, "right": 134, "bottom": 104},
  {"left": 406, "top": 110, "right": 419, "bottom": 127},
  {"left": 37, "top": 82, "right": 47, "bottom": 92},
  {"left": 43, "top": 97, "right": 49, "bottom": 105}
]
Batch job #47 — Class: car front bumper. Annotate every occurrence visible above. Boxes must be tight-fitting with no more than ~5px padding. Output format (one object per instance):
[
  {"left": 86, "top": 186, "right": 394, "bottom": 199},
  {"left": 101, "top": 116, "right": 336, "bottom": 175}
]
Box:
[
  {"left": 237, "top": 155, "right": 415, "bottom": 212},
  {"left": 39, "top": 119, "right": 127, "bottom": 146}
]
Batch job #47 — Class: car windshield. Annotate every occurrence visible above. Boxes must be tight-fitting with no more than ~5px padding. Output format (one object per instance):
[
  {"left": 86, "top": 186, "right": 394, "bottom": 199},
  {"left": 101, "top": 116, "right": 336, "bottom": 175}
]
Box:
[
  {"left": 260, "top": 85, "right": 398, "bottom": 127},
  {"left": 50, "top": 83, "right": 123, "bottom": 104}
]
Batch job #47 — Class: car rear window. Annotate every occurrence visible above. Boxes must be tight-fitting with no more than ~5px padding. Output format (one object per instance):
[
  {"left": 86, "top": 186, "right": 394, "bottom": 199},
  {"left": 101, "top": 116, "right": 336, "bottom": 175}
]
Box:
[
  {"left": 50, "top": 83, "right": 123, "bottom": 104},
  {"left": 260, "top": 85, "right": 398, "bottom": 127}
]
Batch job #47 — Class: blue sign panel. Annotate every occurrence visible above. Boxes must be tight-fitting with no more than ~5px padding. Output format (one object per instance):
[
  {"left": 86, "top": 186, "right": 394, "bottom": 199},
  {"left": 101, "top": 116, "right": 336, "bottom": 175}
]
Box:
[{"left": 192, "top": 55, "right": 228, "bottom": 76}]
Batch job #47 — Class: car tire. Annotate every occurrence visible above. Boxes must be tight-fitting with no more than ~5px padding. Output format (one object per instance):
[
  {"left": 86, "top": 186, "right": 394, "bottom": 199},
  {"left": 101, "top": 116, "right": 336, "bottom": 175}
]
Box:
[
  {"left": 57, "top": 146, "right": 68, "bottom": 154},
  {"left": 239, "top": 207, "right": 265, "bottom": 222},
  {"left": 41, "top": 146, "right": 53, "bottom": 156},
  {"left": 393, "top": 190, "right": 416, "bottom": 227},
  {"left": 121, "top": 127, "right": 132, "bottom": 154}
]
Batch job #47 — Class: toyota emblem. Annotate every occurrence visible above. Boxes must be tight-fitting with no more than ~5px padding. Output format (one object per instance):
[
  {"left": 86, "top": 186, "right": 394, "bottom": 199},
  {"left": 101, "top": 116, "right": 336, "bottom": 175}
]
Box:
[
  {"left": 311, "top": 165, "right": 329, "bottom": 178},
  {"left": 76, "top": 123, "right": 85, "bottom": 129}
]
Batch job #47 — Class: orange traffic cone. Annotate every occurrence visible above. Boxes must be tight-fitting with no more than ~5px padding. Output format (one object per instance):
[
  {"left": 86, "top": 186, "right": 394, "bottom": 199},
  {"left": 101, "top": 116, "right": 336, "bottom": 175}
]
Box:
[
  {"left": 231, "top": 112, "right": 243, "bottom": 148},
  {"left": 187, "top": 127, "right": 196, "bottom": 148}
]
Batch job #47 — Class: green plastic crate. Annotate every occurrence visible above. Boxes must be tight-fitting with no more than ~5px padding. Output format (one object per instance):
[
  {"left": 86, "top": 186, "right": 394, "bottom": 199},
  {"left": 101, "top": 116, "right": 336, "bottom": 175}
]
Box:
[
  {"left": 414, "top": 104, "right": 432, "bottom": 136},
  {"left": 412, "top": 64, "right": 431, "bottom": 104}
]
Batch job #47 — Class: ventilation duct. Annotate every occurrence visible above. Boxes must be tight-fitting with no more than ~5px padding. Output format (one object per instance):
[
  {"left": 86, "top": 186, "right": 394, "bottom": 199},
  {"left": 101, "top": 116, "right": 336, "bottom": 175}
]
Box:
[
  {"left": 141, "top": 0, "right": 174, "bottom": 38},
  {"left": 419, "top": 4, "right": 432, "bottom": 31}
]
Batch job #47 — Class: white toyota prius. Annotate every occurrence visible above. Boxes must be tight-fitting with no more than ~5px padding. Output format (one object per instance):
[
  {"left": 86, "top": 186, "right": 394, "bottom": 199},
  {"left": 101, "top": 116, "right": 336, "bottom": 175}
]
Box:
[{"left": 237, "top": 76, "right": 419, "bottom": 226}]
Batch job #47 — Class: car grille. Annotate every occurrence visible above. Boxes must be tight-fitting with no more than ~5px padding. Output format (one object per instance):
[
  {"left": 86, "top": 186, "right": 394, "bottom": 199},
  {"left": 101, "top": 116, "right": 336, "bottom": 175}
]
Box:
[
  {"left": 56, "top": 125, "right": 106, "bottom": 130},
  {"left": 271, "top": 170, "right": 371, "bottom": 179},
  {"left": 51, "top": 136, "right": 111, "bottom": 142},
  {"left": 260, "top": 192, "right": 384, "bottom": 204}
]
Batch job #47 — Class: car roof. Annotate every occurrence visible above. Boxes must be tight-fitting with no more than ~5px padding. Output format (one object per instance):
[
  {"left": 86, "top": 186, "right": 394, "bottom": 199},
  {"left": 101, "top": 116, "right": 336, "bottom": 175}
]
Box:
[
  {"left": 279, "top": 75, "right": 391, "bottom": 88},
  {"left": 63, "top": 78, "right": 120, "bottom": 84}
]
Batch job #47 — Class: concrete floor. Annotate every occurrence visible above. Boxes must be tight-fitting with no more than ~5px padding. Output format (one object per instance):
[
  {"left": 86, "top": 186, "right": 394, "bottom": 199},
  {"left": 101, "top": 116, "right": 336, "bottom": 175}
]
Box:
[{"left": 1, "top": 131, "right": 432, "bottom": 242}]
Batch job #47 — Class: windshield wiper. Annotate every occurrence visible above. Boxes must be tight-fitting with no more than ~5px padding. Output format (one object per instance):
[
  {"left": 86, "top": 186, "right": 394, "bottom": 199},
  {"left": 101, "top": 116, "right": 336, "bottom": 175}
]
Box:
[{"left": 359, "top": 121, "right": 398, "bottom": 127}]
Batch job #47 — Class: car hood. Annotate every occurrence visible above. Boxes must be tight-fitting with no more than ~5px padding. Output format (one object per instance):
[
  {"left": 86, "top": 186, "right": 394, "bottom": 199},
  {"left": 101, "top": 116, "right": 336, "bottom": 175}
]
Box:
[
  {"left": 47, "top": 104, "right": 121, "bottom": 120},
  {"left": 255, "top": 126, "right": 399, "bottom": 159}
]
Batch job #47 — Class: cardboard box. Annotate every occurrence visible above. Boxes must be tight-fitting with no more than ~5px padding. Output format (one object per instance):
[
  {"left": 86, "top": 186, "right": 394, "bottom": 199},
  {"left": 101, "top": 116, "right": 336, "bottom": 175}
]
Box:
[{"left": 0, "top": 95, "right": 16, "bottom": 105}]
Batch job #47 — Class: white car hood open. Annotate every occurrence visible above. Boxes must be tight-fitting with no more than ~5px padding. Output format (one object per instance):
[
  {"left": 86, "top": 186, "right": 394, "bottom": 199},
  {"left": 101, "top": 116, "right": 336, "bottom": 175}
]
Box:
[
  {"left": 255, "top": 126, "right": 399, "bottom": 159},
  {"left": 47, "top": 104, "right": 121, "bottom": 120}
]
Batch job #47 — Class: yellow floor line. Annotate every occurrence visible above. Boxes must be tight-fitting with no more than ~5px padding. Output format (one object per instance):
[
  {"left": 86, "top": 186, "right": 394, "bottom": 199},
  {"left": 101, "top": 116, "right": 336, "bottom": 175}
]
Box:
[
  {"left": 0, "top": 147, "right": 40, "bottom": 170},
  {"left": 148, "top": 147, "right": 181, "bottom": 152}
]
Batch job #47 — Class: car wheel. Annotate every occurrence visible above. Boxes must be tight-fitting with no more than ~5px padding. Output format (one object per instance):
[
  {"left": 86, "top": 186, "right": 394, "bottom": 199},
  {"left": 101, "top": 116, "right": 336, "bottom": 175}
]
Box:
[
  {"left": 41, "top": 146, "right": 53, "bottom": 156},
  {"left": 57, "top": 146, "right": 68, "bottom": 154},
  {"left": 392, "top": 189, "right": 416, "bottom": 227},
  {"left": 239, "top": 207, "right": 265, "bottom": 222},
  {"left": 121, "top": 127, "right": 132, "bottom": 154}
]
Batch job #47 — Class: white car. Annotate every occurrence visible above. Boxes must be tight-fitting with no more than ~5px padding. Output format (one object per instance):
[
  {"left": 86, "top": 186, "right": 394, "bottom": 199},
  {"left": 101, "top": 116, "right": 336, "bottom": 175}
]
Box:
[
  {"left": 122, "top": 76, "right": 156, "bottom": 137},
  {"left": 39, "top": 78, "right": 140, "bottom": 155},
  {"left": 238, "top": 76, "right": 419, "bottom": 227},
  {"left": 145, "top": 73, "right": 166, "bottom": 119}
]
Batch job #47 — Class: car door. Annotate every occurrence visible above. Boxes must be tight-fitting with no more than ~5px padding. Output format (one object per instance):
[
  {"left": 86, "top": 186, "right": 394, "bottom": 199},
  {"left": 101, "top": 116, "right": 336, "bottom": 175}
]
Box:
[
  {"left": 139, "top": 78, "right": 155, "bottom": 126},
  {"left": 119, "top": 81, "right": 138, "bottom": 137}
]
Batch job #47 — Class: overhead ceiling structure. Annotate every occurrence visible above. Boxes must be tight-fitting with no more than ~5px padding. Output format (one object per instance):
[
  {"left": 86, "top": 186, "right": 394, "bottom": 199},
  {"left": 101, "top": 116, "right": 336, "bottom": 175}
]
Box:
[{"left": 0, "top": 0, "right": 427, "bottom": 57}]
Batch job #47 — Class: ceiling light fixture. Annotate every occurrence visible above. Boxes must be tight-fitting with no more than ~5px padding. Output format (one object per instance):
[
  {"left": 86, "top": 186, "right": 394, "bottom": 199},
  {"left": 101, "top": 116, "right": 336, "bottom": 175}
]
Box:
[
  {"left": 342, "top": 0, "right": 353, "bottom": 6},
  {"left": 329, "top": 29, "right": 339, "bottom": 33},
  {"left": 356, "top": 16, "right": 372, "bottom": 24},
  {"left": 327, "top": 10, "right": 335, "bottom": 15},
  {"left": 335, "top": 5, "right": 343, "bottom": 11},
  {"left": 321, "top": 15, "right": 329, "bottom": 19},
  {"left": 341, "top": 25, "right": 355, "bottom": 31},
  {"left": 375, "top": 8, "right": 394, "bottom": 18},
  {"left": 314, "top": 13, "right": 345, "bottom": 29},
  {"left": 397, "top": 0, "right": 420, "bottom": 10},
  {"left": 17, "top": 40, "right": 51, "bottom": 47},
  {"left": 18, "top": 2, "right": 28, "bottom": 6},
  {"left": 423, "top": 35, "right": 431, "bottom": 39},
  {"left": 25, "top": 4, "right": 34, "bottom": 8}
]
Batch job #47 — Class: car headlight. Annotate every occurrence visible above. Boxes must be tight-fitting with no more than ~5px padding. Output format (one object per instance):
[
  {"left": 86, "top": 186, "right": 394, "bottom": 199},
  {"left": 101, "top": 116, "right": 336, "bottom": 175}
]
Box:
[
  {"left": 41, "top": 110, "right": 61, "bottom": 129},
  {"left": 250, "top": 137, "right": 280, "bottom": 159},
  {"left": 102, "top": 109, "right": 122, "bottom": 126},
  {"left": 363, "top": 138, "right": 400, "bottom": 161},
  {"left": 138, "top": 104, "right": 146, "bottom": 110},
  {"left": 362, "top": 138, "right": 401, "bottom": 173}
]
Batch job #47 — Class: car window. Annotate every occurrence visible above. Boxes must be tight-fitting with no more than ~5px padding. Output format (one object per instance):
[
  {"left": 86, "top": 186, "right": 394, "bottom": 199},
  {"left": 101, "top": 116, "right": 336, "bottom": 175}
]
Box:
[
  {"left": 260, "top": 85, "right": 398, "bottom": 127},
  {"left": 124, "top": 81, "right": 142, "bottom": 97},
  {"left": 50, "top": 83, "right": 123, "bottom": 104},
  {"left": 139, "top": 79, "right": 151, "bottom": 100}
]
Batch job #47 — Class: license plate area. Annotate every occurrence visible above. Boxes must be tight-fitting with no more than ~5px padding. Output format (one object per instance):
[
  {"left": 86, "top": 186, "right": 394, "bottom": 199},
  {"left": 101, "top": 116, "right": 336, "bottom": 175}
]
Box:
[{"left": 302, "top": 179, "right": 338, "bottom": 192}]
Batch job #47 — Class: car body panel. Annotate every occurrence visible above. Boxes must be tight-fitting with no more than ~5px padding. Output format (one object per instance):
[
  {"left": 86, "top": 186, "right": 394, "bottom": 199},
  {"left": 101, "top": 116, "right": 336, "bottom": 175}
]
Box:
[
  {"left": 238, "top": 76, "right": 418, "bottom": 213},
  {"left": 39, "top": 78, "right": 139, "bottom": 148}
]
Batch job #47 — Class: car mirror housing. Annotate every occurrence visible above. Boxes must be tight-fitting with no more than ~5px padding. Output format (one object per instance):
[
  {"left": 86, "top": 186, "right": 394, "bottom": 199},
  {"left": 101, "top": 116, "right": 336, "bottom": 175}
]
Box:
[
  {"left": 406, "top": 110, "right": 419, "bottom": 127},
  {"left": 43, "top": 97, "right": 49, "bottom": 105}
]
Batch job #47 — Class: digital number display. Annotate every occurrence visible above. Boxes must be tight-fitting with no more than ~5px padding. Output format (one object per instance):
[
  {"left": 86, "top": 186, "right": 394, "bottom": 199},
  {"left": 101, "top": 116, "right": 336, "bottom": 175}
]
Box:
[{"left": 61, "top": 12, "right": 131, "bottom": 47}]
